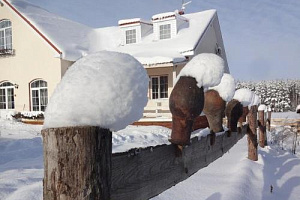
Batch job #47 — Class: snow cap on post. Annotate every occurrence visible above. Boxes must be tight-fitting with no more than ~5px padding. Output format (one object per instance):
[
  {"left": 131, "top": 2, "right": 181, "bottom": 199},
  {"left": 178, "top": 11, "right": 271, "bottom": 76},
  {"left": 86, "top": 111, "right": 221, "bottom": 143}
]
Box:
[
  {"left": 176, "top": 53, "right": 225, "bottom": 90},
  {"left": 248, "top": 94, "right": 260, "bottom": 108},
  {"left": 296, "top": 105, "right": 300, "bottom": 113},
  {"left": 258, "top": 104, "right": 267, "bottom": 111},
  {"left": 209, "top": 73, "right": 236, "bottom": 102},
  {"left": 233, "top": 88, "right": 254, "bottom": 107},
  {"left": 43, "top": 51, "right": 149, "bottom": 131}
]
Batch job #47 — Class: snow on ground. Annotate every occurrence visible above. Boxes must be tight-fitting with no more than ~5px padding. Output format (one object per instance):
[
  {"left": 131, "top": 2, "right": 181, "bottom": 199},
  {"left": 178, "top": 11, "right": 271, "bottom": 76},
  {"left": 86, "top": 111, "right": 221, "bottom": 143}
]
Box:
[{"left": 0, "top": 112, "right": 300, "bottom": 199}]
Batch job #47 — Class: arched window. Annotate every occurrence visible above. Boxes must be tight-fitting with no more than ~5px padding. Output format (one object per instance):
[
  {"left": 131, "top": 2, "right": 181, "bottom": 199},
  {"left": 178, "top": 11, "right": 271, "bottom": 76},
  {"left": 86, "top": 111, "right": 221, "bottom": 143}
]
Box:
[
  {"left": 30, "top": 80, "right": 48, "bottom": 111},
  {"left": 0, "top": 19, "right": 12, "bottom": 51},
  {"left": 0, "top": 81, "right": 15, "bottom": 110}
]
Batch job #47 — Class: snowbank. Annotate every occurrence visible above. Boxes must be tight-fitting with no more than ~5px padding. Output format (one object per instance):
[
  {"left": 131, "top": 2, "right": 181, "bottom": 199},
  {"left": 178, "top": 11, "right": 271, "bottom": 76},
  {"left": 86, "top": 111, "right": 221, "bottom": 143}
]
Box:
[
  {"left": 233, "top": 88, "right": 254, "bottom": 107},
  {"left": 43, "top": 51, "right": 149, "bottom": 131},
  {"left": 209, "top": 73, "right": 235, "bottom": 102},
  {"left": 176, "top": 53, "right": 225, "bottom": 89}
]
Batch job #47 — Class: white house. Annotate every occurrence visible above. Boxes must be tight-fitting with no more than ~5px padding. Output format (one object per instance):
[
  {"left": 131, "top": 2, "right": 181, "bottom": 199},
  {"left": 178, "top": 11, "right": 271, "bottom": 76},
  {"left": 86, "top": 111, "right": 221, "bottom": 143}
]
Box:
[{"left": 0, "top": 0, "right": 229, "bottom": 119}]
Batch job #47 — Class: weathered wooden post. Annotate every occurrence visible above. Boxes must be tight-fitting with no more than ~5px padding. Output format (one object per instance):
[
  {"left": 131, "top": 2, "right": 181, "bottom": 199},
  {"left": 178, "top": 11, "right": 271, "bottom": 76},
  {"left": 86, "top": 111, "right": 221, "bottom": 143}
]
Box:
[
  {"left": 169, "top": 76, "right": 204, "bottom": 145},
  {"left": 258, "top": 107, "right": 266, "bottom": 148},
  {"left": 267, "top": 110, "right": 272, "bottom": 132},
  {"left": 225, "top": 99, "right": 243, "bottom": 134},
  {"left": 203, "top": 89, "right": 226, "bottom": 144},
  {"left": 42, "top": 126, "right": 112, "bottom": 200},
  {"left": 41, "top": 51, "right": 150, "bottom": 200},
  {"left": 203, "top": 89, "right": 226, "bottom": 133},
  {"left": 247, "top": 106, "right": 258, "bottom": 161}
]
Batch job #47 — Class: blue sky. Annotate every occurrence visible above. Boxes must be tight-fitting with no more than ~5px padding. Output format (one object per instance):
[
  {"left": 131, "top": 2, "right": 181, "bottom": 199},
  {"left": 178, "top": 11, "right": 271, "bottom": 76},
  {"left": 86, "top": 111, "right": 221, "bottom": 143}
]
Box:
[{"left": 25, "top": 0, "right": 300, "bottom": 81}]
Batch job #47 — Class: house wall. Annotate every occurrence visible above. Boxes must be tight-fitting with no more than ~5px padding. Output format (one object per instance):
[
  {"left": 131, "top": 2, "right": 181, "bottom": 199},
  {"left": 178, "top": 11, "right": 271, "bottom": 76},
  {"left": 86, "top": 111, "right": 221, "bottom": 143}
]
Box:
[{"left": 0, "top": 3, "right": 65, "bottom": 115}]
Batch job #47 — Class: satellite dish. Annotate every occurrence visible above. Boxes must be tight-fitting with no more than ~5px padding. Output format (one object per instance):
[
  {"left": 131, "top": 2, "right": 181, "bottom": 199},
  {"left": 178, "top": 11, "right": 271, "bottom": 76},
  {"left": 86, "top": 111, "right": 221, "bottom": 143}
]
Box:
[{"left": 179, "top": 0, "right": 192, "bottom": 14}]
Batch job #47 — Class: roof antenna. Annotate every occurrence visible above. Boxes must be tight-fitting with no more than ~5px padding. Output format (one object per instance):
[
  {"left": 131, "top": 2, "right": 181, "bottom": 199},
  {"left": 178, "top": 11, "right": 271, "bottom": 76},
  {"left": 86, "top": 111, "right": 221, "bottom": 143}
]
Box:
[{"left": 179, "top": 0, "right": 192, "bottom": 15}]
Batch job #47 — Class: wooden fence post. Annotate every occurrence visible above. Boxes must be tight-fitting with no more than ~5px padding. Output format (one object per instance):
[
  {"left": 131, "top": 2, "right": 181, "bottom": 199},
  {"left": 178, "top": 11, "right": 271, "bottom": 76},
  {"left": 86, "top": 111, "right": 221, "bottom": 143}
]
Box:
[
  {"left": 247, "top": 106, "right": 258, "bottom": 161},
  {"left": 169, "top": 76, "right": 204, "bottom": 146},
  {"left": 258, "top": 110, "right": 266, "bottom": 148},
  {"left": 42, "top": 126, "right": 112, "bottom": 200},
  {"left": 225, "top": 99, "right": 243, "bottom": 134},
  {"left": 267, "top": 110, "right": 272, "bottom": 132}
]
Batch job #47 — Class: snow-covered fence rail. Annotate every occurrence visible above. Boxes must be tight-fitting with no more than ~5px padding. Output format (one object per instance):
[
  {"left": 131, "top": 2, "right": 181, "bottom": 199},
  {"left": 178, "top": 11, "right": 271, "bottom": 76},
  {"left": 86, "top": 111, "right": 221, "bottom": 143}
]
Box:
[{"left": 111, "top": 126, "right": 247, "bottom": 200}]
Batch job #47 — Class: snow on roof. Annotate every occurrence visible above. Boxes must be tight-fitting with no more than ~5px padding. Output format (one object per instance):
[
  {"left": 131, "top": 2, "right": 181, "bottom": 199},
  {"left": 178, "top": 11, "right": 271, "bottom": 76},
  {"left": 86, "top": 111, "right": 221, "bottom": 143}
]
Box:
[
  {"left": 7, "top": 0, "right": 217, "bottom": 64},
  {"left": 152, "top": 12, "right": 176, "bottom": 21},
  {"left": 176, "top": 53, "right": 225, "bottom": 89},
  {"left": 43, "top": 51, "right": 149, "bottom": 131},
  {"left": 209, "top": 73, "right": 236, "bottom": 102},
  {"left": 233, "top": 88, "right": 254, "bottom": 107},
  {"left": 9, "top": 0, "right": 92, "bottom": 61},
  {"left": 90, "top": 10, "right": 217, "bottom": 65},
  {"left": 118, "top": 18, "right": 151, "bottom": 26}
]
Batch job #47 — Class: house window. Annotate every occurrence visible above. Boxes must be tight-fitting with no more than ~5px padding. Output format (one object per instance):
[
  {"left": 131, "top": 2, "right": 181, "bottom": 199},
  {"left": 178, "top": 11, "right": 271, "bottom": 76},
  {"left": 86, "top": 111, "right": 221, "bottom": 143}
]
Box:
[
  {"left": 151, "top": 76, "right": 168, "bottom": 99},
  {"left": 30, "top": 80, "right": 48, "bottom": 111},
  {"left": 0, "top": 20, "right": 12, "bottom": 51},
  {"left": 126, "top": 29, "right": 136, "bottom": 44},
  {"left": 0, "top": 81, "right": 14, "bottom": 110},
  {"left": 159, "top": 24, "right": 171, "bottom": 40}
]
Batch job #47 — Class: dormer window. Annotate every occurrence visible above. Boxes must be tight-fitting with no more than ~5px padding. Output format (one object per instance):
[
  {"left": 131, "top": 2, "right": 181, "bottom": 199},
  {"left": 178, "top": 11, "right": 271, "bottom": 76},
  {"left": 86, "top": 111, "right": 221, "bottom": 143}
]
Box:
[
  {"left": 159, "top": 24, "right": 171, "bottom": 40},
  {"left": 119, "top": 18, "right": 152, "bottom": 45},
  {"left": 126, "top": 29, "right": 137, "bottom": 44}
]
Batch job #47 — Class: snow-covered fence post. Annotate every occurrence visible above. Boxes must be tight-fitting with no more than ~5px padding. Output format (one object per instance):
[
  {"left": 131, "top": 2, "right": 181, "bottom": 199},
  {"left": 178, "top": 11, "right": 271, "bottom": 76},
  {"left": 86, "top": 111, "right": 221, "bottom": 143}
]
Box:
[
  {"left": 41, "top": 51, "right": 149, "bottom": 200},
  {"left": 225, "top": 99, "right": 243, "bottom": 134},
  {"left": 42, "top": 127, "right": 112, "bottom": 200},
  {"left": 169, "top": 53, "right": 225, "bottom": 148},
  {"left": 203, "top": 89, "right": 225, "bottom": 143},
  {"left": 169, "top": 76, "right": 204, "bottom": 145},
  {"left": 204, "top": 73, "right": 235, "bottom": 141},
  {"left": 258, "top": 107, "right": 266, "bottom": 148},
  {"left": 247, "top": 105, "right": 258, "bottom": 161}
]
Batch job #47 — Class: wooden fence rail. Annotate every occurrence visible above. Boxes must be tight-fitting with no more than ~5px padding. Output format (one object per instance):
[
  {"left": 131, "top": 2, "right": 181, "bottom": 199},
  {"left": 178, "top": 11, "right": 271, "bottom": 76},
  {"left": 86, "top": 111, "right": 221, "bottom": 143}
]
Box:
[{"left": 111, "top": 125, "right": 248, "bottom": 200}]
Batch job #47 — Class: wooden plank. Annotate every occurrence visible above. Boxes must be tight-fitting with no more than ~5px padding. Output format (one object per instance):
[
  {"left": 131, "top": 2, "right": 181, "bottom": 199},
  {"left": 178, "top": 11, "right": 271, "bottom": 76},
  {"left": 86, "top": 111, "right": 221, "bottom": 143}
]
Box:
[{"left": 111, "top": 126, "right": 247, "bottom": 200}]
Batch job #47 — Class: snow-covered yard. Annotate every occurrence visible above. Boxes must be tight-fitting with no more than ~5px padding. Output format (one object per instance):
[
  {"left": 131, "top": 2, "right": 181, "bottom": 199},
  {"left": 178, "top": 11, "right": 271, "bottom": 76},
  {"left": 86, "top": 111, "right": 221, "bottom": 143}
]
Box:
[{"left": 0, "top": 113, "right": 300, "bottom": 200}]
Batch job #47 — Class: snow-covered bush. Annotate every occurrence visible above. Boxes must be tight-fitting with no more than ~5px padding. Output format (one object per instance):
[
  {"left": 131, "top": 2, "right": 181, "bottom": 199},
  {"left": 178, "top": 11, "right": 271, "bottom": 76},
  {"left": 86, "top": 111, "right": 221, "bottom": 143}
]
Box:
[
  {"left": 237, "top": 79, "right": 300, "bottom": 112},
  {"left": 43, "top": 51, "right": 149, "bottom": 131}
]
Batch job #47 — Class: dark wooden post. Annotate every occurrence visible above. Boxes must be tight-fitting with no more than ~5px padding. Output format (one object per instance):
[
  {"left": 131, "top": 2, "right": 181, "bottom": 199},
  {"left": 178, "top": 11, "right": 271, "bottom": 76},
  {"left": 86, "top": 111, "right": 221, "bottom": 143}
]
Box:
[
  {"left": 169, "top": 76, "right": 204, "bottom": 146},
  {"left": 225, "top": 99, "right": 243, "bottom": 134},
  {"left": 247, "top": 106, "right": 258, "bottom": 161},
  {"left": 267, "top": 110, "right": 272, "bottom": 132},
  {"left": 42, "top": 126, "right": 112, "bottom": 200},
  {"left": 258, "top": 110, "right": 266, "bottom": 148},
  {"left": 203, "top": 89, "right": 226, "bottom": 133}
]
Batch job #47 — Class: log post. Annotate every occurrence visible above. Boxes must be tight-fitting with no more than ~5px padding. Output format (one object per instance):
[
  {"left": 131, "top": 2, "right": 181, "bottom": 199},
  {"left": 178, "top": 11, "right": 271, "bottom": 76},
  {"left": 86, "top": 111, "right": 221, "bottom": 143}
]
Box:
[
  {"left": 258, "top": 110, "right": 266, "bottom": 148},
  {"left": 203, "top": 90, "right": 226, "bottom": 133},
  {"left": 267, "top": 110, "right": 272, "bottom": 132},
  {"left": 225, "top": 99, "right": 243, "bottom": 134},
  {"left": 42, "top": 126, "right": 112, "bottom": 200},
  {"left": 237, "top": 106, "right": 249, "bottom": 133},
  {"left": 247, "top": 106, "right": 258, "bottom": 161},
  {"left": 169, "top": 76, "right": 204, "bottom": 146}
]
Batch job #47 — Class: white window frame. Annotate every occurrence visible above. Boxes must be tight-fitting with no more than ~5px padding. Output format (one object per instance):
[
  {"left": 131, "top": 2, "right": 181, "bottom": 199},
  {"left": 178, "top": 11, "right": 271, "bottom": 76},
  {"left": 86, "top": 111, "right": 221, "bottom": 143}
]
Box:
[
  {"left": 159, "top": 24, "right": 171, "bottom": 40},
  {"left": 150, "top": 76, "right": 168, "bottom": 99},
  {"left": 125, "top": 29, "right": 137, "bottom": 44},
  {"left": 30, "top": 80, "right": 48, "bottom": 112},
  {"left": 0, "top": 19, "right": 12, "bottom": 50},
  {"left": 0, "top": 81, "right": 15, "bottom": 110}
]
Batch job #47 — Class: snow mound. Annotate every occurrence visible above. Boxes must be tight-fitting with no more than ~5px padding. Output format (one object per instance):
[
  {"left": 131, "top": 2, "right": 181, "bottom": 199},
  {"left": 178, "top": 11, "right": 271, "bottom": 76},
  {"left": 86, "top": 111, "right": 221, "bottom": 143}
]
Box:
[
  {"left": 248, "top": 94, "right": 260, "bottom": 108},
  {"left": 296, "top": 105, "right": 300, "bottom": 113},
  {"left": 43, "top": 51, "right": 149, "bottom": 131},
  {"left": 209, "top": 73, "right": 236, "bottom": 102},
  {"left": 233, "top": 88, "right": 254, "bottom": 107},
  {"left": 258, "top": 104, "right": 266, "bottom": 111}
]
